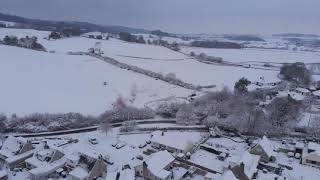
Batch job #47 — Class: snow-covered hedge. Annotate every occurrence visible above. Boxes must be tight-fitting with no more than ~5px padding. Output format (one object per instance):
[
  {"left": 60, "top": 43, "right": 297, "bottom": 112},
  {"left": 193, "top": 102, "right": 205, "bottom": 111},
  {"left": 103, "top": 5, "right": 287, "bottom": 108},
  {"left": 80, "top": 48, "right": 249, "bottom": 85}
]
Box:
[{"left": 90, "top": 53, "right": 201, "bottom": 90}]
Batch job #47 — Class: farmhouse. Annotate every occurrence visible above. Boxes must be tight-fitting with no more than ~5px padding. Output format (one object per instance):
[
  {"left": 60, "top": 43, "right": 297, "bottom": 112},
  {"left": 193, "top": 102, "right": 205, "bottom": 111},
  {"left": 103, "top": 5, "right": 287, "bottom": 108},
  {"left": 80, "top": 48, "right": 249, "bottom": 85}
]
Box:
[
  {"left": 0, "top": 136, "right": 35, "bottom": 170},
  {"left": 150, "top": 131, "right": 201, "bottom": 154},
  {"left": 250, "top": 136, "right": 276, "bottom": 163},
  {"left": 26, "top": 148, "right": 66, "bottom": 180},
  {"left": 302, "top": 142, "right": 320, "bottom": 168},
  {"left": 229, "top": 151, "right": 260, "bottom": 180},
  {"left": 135, "top": 150, "right": 174, "bottom": 180}
]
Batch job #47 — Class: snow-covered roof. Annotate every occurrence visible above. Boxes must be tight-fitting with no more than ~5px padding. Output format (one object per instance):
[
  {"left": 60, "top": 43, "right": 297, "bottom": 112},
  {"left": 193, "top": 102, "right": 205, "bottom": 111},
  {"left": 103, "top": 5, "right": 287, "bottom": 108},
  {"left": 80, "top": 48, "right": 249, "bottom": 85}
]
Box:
[
  {"left": 151, "top": 131, "right": 201, "bottom": 152},
  {"left": 308, "top": 142, "right": 320, "bottom": 153},
  {"left": 0, "top": 136, "right": 27, "bottom": 158},
  {"left": 65, "top": 153, "right": 80, "bottom": 162},
  {"left": 5, "top": 150, "right": 34, "bottom": 164},
  {"left": 69, "top": 166, "right": 89, "bottom": 179},
  {"left": 25, "top": 149, "right": 55, "bottom": 168},
  {"left": 221, "top": 171, "right": 237, "bottom": 180},
  {"left": 105, "top": 171, "right": 118, "bottom": 180},
  {"left": 257, "top": 136, "right": 276, "bottom": 157},
  {"left": 313, "top": 90, "right": 320, "bottom": 96},
  {"left": 146, "top": 150, "right": 174, "bottom": 179},
  {"left": 296, "top": 87, "right": 310, "bottom": 93},
  {"left": 119, "top": 169, "right": 135, "bottom": 180},
  {"left": 172, "top": 167, "right": 188, "bottom": 180},
  {"left": 29, "top": 158, "right": 66, "bottom": 176},
  {"left": 229, "top": 151, "right": 260, "bottom": 179}
]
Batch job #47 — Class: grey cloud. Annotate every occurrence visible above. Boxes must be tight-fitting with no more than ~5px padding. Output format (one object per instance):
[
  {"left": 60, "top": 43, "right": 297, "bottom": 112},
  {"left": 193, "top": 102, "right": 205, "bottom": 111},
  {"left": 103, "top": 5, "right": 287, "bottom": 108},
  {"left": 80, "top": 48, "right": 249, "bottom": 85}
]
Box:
[{"left": 0, "top": 0, "right": 319, "bottom": 34}]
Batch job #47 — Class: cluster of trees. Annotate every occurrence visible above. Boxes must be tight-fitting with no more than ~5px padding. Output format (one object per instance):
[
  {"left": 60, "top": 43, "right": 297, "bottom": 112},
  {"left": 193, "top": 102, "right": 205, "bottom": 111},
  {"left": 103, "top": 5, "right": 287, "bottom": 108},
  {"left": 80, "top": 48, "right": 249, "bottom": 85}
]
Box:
[
  {"left": 0, "top": 113, "right": 98, "bottom": 133},
  {"left": 100, "top": 97, "right": 155, "bottom": 123},
  {"left": 0, "top": 23, "right": 6, "bottom": 28},
  {"left": 155, "top": 101, "right": 182, "bottom": 118},
  {"left": 154, "top": 79, "right": 306, "bottom": 136},
  {"left": 224, "top": 35, "right": 265, "bottom": 42},
  {"left": 280, "top": 62, "right": 312, "bottom": 86},
  {"left": 190, "top": 40, "right": 242, "bottom": 49},
  {"left": 150, "top": 30, "right": 171, "bottom": 37},
  {"left": 147, "top": 39, "right": 180, "bottom": 51},
  {"left": 190, "top": 52, "right": 223, "bottom": 63},
  {"left": 2, "top": 35, "right": 46, "bottom": 51},
  {"left": 48, "top": 27, "right": 82, "bottom": 40},
  {"left": 118, "top": 32, "right": 146, "bottom": 44}
]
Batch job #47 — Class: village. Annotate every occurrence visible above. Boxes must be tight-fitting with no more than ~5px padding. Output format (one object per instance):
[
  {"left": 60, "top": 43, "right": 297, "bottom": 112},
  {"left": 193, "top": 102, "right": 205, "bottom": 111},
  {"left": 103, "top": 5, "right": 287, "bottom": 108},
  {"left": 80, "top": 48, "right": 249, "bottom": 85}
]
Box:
[{"left": 1, "top": 117, "right": 320, "bottom": 180}]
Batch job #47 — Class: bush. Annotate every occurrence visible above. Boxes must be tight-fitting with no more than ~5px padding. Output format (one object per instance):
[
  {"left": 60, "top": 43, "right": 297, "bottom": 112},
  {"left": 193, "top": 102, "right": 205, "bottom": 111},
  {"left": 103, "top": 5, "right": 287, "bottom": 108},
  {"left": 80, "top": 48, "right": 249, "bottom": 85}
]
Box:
[
  {"left": 234, "top": 77, "right": 251, "bottom": 95},
  {"left": 3, "top": 35, "right": 18, "bottom": 45},
  {"left": 49, "top": 31, "right": 61, "bottom": 40}
]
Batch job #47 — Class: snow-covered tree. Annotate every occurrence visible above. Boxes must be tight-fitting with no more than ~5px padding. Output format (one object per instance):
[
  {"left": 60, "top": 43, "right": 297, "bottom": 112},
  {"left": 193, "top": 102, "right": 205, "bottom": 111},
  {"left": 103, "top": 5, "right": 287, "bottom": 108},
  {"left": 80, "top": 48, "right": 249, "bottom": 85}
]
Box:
[{"left": 156, "top": 101, "right": 182, "bottom": 118}]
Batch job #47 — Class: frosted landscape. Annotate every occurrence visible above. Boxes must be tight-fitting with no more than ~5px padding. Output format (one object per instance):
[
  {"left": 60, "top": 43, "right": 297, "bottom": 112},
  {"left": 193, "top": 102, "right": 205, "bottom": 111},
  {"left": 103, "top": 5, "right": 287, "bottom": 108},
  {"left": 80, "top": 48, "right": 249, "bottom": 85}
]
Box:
[{"left": 1, "top": 1, "right": 320, "bottom": 180}]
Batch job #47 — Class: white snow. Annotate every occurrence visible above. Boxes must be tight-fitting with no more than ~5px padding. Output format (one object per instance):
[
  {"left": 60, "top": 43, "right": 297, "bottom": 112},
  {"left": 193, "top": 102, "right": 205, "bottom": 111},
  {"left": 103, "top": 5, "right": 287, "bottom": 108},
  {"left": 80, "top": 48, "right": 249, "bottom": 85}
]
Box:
[
  {"left": 151, "top": 131, "right": 202, "bottom": 152},
  {"left": 69, "top": 166, "right": 89, "bottom": 179},
  {"left": 256, "top": 136, "right": 276, "bottom": 158},
  {"left": 182, "top": 46, "right": 320, "bottom": 64},
  {"left": 229, "top": 151, "right": 260, "bottom": 180},
  {"left": 145, "top": 150, "right": 174, "bottom": 179},
  {"left": 0, "top": 44, "right": 191, "bottom": 115}
]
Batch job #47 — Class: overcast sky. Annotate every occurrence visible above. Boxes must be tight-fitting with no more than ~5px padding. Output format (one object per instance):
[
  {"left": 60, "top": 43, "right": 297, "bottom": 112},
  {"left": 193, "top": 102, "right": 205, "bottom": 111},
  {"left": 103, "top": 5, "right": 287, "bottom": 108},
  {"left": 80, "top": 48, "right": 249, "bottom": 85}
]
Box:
[{"left": 1, "top": 0, "right": 319, "bottom": 34}]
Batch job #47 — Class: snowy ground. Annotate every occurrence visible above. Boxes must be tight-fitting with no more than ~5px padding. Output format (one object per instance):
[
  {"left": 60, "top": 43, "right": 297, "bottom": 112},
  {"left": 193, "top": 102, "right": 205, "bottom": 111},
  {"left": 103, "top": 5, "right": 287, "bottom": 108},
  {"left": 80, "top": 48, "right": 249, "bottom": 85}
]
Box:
[
  {"left": 181, "top": 46, "right": 320, "bottom": 64},
  {"left": 0, "top": 44, "right": 191, "bottom": 116},
  {"left": 0, "top": 28, "right": 319, "bottom": 114}
]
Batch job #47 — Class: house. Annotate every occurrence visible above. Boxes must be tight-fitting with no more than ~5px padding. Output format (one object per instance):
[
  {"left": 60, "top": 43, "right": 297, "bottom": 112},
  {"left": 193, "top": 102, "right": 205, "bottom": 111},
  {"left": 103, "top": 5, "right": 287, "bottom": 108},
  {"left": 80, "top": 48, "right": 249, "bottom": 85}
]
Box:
[
  {"left": 150, "top": 131, "right": 200, "bottom": 154},
  {"left": 0, "top": 136, "right": 35, "bottom": 170},
  {"left": 26, "top": 148, "right": 66, "bottom": 180},
  {"left": 135, "top": 150, "right": 174, "bottom": 180},
  {"left": 65, "top": 153, "right": 80, "bottom": 170},
  {"left": 302, "top": 142, "right": 320, "bottom": 168},
  {"left": 292, "top": 87, "right": 311, "bottom": 96},
  {"left": 250, "top": 136, "right": 276, "bottom": 163},
  {"left": 68, "top": 153, "right": 107, "bottom": 180},
  {"left": 229, "top": 151, "right": 260, "bottom": 180}
]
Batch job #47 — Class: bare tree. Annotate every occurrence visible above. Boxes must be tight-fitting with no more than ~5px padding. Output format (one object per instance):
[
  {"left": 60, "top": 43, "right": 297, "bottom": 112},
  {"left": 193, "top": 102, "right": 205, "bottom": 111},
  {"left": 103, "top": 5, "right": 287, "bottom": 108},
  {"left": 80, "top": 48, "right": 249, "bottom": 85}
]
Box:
[{"left": 100, "top": 120, "right": 112, "bottom": 136}]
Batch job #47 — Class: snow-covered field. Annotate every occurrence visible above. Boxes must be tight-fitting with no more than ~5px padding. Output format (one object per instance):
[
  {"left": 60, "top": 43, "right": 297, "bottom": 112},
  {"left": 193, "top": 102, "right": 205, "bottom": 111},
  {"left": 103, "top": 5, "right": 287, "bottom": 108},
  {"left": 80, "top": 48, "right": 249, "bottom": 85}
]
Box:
[
  {"left": 181, "top": 46, "right": 320, "bottom": 64},
  {"left": 0, "top": 44, "right": 191, "bottom": 116},
  {"left": 0, "top": 27, "right": 319, "bottom": 116}
]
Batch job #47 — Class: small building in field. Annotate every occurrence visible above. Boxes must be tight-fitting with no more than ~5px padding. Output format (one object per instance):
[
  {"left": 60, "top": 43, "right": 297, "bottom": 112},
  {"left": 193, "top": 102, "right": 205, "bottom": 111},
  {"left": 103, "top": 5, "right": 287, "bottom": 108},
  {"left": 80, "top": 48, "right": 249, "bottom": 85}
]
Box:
[
  {"left": 250, "top": 136, "right": 276, "bottom": 163},
  {"left": 302, "top": 142, "right": 320, "bottom": 168},
  {"left": 229, "top": 151, "right": 260, "bottom": 180},
  {"left": 0, "top": 136, "right": 35, "bottom": 170},
  {"left": 135, "top": 150, "right": 174, "bottom": 180}
]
